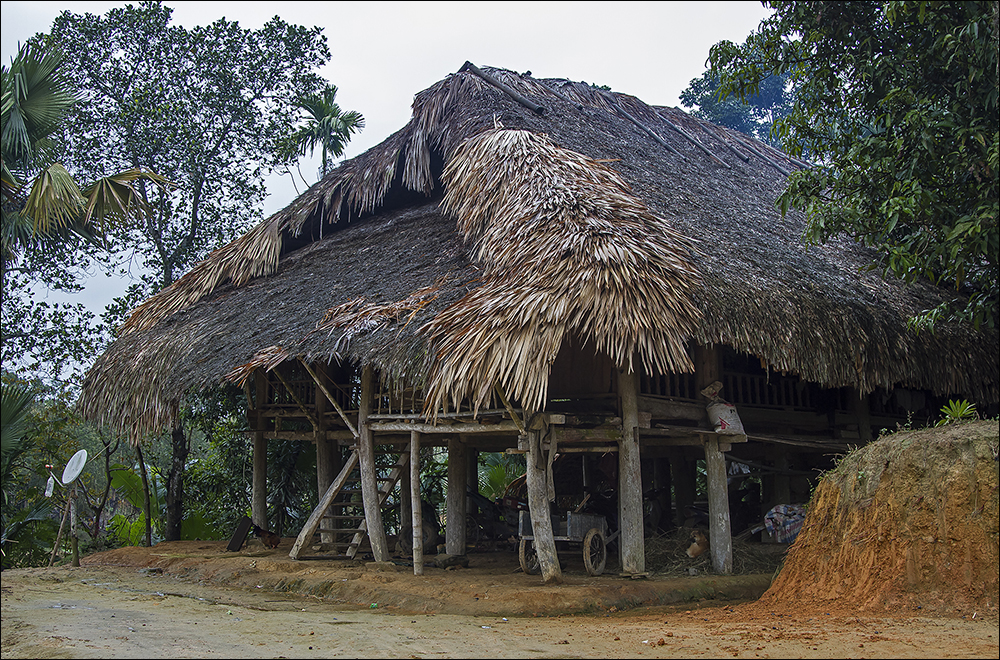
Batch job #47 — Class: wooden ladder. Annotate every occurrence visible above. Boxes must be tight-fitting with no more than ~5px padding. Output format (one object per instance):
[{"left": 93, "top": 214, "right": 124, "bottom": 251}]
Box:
[{"left": 289, "top": 446, "right": 409, "bottom": 559}]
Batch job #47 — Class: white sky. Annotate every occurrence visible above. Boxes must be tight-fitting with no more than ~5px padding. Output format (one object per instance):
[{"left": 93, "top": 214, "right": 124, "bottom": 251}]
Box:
[{"left": 2, "top": 0, "right": 771, "bottom": 320}]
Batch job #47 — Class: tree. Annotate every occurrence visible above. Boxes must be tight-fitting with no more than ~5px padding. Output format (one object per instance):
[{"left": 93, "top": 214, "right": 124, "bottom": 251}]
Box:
[
  {"left": 708, "top": 1, "right": 999, "bottom": 329},
  {"left": 38, "top": 0, "right": 338, "bottom": 541},
  {"left": 679, "top": 69, "right": 792, "bottom": 149},
  {"left": 279, "top": 84, "right": 364, "bottom": 182},
  {"left": 2, "top": 42, "right": 166, "bottom": 384}
]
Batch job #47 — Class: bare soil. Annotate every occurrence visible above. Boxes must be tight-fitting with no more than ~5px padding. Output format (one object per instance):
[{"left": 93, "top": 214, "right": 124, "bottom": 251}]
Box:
[{"left": 2, "top": 421, "right": 997, "bottom": 658}]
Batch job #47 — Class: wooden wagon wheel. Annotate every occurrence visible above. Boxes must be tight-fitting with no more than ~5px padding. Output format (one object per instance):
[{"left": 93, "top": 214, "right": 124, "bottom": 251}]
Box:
[
  {"left": 518, "top": 538, "right": 540, "bottom": 575},
  {"left": 583, "top": 528, "right": 607, "bottom": 576}
]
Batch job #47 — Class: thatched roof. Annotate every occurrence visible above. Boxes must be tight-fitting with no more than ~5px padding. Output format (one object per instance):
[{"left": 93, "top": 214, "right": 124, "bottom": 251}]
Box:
[{"left": 79, "top": 65, "right": 999, "bottom": 443}]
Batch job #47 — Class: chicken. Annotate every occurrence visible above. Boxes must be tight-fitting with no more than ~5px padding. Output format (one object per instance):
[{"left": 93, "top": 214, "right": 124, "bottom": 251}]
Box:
[{"left": 251, "top": 524, "right": 281, "bottom": 549}]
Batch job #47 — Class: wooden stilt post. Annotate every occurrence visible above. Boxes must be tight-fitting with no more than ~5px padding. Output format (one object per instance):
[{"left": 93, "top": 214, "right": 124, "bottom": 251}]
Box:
[
  {"left": 410, "top": 431, "right": 424, "bottom": 575},
  {"left": 618, "top": 366, "right": 645, "bottom": 575},
  {"left": 252, "top": 370, "right": 268, "bottom": 528},
  {"left": 704, "top": 435, "right": 733, "bottom": 573},
  {"left": 446, "top": 437, "right": 468, "bottom": 555},
  {"left": 525, "top": 419, "right": 562, "bottom": 583},
  {"left": 315, "top": 363, "right": 335, "bottom": 545},
  {"left": 695, "top": 343, "right": 732, "bottom": 574},
  {"left": 358, "top": 365, "right": 388, "bottom": 561}
]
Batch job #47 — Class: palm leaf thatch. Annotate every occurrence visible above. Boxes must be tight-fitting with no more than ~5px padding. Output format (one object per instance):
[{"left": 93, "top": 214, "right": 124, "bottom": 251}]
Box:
[
  {"left": 79, "top": 65, "right": 998, "bottom": 444},
  {"left": 423, "top": 128, "right": 701, "bottom": 414}
]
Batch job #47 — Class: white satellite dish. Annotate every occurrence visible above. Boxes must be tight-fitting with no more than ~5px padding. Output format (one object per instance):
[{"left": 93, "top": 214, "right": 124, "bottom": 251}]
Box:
[{"left": 62, "top": 449, "right": 88, "bottom": 485}]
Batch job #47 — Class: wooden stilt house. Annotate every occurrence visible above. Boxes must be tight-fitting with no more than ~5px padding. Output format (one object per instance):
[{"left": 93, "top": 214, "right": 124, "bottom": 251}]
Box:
[{"left": 79, "top": 64, "right": 999, "bottom": 581}]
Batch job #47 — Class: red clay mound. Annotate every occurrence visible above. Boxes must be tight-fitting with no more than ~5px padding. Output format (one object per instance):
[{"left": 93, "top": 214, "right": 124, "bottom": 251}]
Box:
[{"left": 756, "top": 419, "right": 999, "bottom": 617}]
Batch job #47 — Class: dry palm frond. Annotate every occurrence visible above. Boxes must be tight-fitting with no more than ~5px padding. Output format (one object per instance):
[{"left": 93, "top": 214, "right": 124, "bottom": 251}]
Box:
[
  {"left": 224, "top": 345, "right": 292, "bottom": 387},
  {"left": 421, "top": 128, "right": 703, "bottom": 415},
  {"left": 313, "top": 281, "right": 444, "bottom": 353}
]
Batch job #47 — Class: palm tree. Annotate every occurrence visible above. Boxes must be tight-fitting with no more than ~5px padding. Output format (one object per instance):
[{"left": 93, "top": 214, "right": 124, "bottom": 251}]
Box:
[
  {"left": 281, "top": 84, "right": 364, "bottom": 179},
  {"left": 1, "top": 42, "right": 168, "bottom": 278}
]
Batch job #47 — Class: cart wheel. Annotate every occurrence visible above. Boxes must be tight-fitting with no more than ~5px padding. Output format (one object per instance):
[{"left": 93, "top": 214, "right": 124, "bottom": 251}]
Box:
[
  {"left": 519, "top": 538, "right": 540, "bottom": 575},
  {"left": 583, "top": 528, "right": 607, "bottom": 576}
]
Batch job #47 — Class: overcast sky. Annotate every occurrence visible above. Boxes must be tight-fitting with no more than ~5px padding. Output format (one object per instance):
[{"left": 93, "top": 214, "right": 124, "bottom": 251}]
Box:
[{"left": 2, "top": 1, "right": 771, "bottom": 317}]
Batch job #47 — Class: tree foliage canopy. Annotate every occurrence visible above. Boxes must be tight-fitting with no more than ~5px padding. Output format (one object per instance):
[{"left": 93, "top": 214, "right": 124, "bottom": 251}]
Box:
[
  {"left": 709, "top": 1, "right": 999, "bottom": 329},
  {"left": 679, "top": 69, "right": 792, "bottom": 148},
  {"left": 39, "top": 0, "right": 332, "bottom": 288}
]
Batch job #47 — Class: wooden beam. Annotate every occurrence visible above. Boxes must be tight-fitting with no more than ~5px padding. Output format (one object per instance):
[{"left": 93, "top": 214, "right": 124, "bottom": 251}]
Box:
[
  {"left": 493, "top": 382, "right": 525, "bottom": 433},
  {"left": 552, "top": 427, "right": 622, "bottom": 443},
  {"left": 300, "top": 358, "right": 359, "bottom": 438},
  {"left": 445, "top": 437, "right": 468, "bottom": 555},
  {"left": 410, "top": 431, "right": 424, "bottom": 575},
  {"left": 459, "top": 61, "right": 546, "bottom": 114},
  {"left": 369, "top": 420, "right": 519, "bottom": 434},
  {"left": 358, "top": 365, "right": 389, "bottom": 561},
  {"left": 272, "top": 368, "right": 320, "bottom": 429},
  {"left": 618, "top": 367, "right": 645, "bottom": 575}
]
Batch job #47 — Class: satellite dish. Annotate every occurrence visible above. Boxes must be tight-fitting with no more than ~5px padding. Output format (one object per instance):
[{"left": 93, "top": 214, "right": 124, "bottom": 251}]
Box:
[{"left": 62, "top": 449, "right": 88, "bottom": 485}]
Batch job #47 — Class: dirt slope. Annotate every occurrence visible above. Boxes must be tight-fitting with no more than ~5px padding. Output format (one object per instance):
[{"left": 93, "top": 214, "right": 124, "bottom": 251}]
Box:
[{"left": 757, "top": 419, "right": 999, "bottom": 616}]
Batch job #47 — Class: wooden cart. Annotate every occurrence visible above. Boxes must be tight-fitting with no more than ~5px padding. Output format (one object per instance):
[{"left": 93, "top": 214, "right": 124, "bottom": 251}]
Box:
[{"left": 517, "top": 509, "right": 618, "bottom": 576}]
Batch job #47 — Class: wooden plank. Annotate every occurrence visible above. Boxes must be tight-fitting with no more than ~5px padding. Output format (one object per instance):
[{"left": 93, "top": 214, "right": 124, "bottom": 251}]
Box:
[
  {"left": 618, "top": 367, "right": 645, "bottom": 575},
  {"left": 289, "top": 450, "right": 359, "bottom": 559},
  {"left": 552, "top": 427, "right": 622, "bottom": 443}
]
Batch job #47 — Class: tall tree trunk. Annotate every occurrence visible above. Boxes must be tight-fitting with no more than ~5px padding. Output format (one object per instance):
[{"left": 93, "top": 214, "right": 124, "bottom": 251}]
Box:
[
  {"left": 165, "top": 423, "right": 189, "bottom": 541},
  {"left": 135, "top": 444, "right": 152, "bottom": 547},
  {"left": 91, "top": 434, "right": 120, "bottom": 541}
]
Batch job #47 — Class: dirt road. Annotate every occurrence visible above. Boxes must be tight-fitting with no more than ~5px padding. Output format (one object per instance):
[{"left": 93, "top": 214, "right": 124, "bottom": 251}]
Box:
[{"left": 2, "top": 564, "right": 997, "bottom": 659}]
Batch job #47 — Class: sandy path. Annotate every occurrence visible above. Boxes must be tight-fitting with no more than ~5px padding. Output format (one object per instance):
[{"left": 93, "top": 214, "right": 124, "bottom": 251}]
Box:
[{"left": 2, "top": 565, "right": 997, "bottom": 659}]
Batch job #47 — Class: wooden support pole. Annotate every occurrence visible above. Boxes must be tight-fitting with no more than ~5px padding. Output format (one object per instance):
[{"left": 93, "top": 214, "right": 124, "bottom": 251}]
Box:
[
  {"left": 358, "top": 365, "right": 389, "bottom": 561},
  {"left": 315, "top": 363, "right": 335, "bottom": 544},
  {"left": 445, "top": 437, "right": 468, "bottom": 555},
  {"left": 410, "top": 431, "right": 424, "bottom": 575},
  {"left": 252, "top": 371, "right": 268, "bottom": 528},
  {"left": 399, "top": 443, "right": 412, "bottom": 552},
  {"left": 526, "top": 426, "right": 562, "bottom": 583},
  {"left": 618, "top": 367, "right": 645, "bottom": 575},
  {"left": 704, "top": 435, "right": 733, "bottom": 574},
  {"left": 694, "top": 343, "right": 733, "bottom": 574}
]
